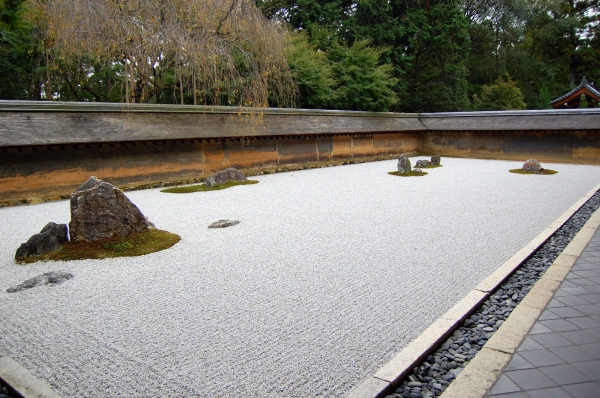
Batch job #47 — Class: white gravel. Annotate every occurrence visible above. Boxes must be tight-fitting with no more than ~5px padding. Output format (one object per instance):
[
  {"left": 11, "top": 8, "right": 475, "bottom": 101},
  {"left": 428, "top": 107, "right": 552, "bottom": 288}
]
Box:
[{"left": 0, "top": 157, "right": 599, "bottom": 398}]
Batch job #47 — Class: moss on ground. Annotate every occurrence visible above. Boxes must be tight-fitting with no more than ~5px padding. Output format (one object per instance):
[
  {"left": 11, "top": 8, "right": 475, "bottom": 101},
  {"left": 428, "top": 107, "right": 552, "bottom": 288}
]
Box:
[
  {"left": 161, "top": 180, "right": 259, "bottom": 193},
  {"left": 509, "top": 169, "right": 558, "bottom": 175},
  {"left": 17, "top": 229, "right": 180, "bottom": 263},
  {"left": 388, "top": 171, "right": 428, "bottom": 177}
]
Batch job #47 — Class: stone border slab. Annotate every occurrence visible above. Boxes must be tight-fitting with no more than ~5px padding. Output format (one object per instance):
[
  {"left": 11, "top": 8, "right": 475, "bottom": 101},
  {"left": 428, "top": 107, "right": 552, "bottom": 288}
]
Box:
[
  {"left": 347, "top": 182, "right": 600, "bottom": 398},
  {"left": 0, "top": 356, "right": 62, "bottom": 398}
]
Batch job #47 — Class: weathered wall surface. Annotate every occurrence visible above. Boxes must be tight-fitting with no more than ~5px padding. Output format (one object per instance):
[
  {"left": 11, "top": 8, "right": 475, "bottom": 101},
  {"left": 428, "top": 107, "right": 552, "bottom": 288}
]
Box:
[
  {"left": 1, "top": 102, "right": 599, "bottom": 203},
  {"left": 421, "top": 130, "right": 600, "bottom": 164},
  {"left": 0, "top": 132, "right": 420, "bottom": 202}
]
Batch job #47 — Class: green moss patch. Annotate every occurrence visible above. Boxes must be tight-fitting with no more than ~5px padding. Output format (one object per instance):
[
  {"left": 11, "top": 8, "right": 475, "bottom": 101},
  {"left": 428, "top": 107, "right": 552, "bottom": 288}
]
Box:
[
  {"left": 18, "top": 229, "right": 180, "bottom": 263},
  {"left": 161, "top": 180, "right": 259, "bottom": 193},
  {"left": 509, "top": 169, "right": 558, "bottom": 175},
  {"left": 388, "top": 171, "right": 428, "bottom": 177}
]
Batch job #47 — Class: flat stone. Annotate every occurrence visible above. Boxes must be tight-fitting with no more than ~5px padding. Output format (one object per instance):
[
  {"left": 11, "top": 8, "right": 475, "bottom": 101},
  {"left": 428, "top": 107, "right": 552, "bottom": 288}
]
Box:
[
  {"left": 208, "top": 220, "right": 241, "bottom": 229},
  {"left": 7, "top": 271, "right": 74, "bottom": 293}
]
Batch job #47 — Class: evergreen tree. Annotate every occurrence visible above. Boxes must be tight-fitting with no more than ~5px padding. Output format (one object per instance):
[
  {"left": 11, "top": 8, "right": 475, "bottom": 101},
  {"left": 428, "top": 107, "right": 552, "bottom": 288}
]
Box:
[
  {"left": 0, "top": 0, "right": 36, "bottom": 99},
  {"left": 328, "top": 39, "right": 398, "bottom": 111},
  {"left": 539, "top": 84, "right": 551, "bottom": 109},
  {"left": 283, "top": 31, "right": 338, "bottom": 109}
]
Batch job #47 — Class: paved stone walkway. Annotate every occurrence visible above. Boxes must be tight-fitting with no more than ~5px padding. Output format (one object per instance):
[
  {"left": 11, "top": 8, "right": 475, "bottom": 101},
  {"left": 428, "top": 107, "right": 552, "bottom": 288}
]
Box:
[{"left": 488, "top": 228, "right": 600, "bottom": 398}]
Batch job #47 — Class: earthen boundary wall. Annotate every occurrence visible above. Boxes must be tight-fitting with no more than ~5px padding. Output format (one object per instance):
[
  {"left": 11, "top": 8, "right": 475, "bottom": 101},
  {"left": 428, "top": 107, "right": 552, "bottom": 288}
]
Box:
[{"left": 1, "top": 101, "right": 599, "bottom": 203}]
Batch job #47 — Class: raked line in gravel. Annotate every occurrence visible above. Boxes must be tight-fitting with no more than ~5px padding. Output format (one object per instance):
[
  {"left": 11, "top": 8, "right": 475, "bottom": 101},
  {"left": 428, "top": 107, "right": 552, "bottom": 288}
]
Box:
[{"left": 0, "top": 157, "right": 599, "bottom": 398}]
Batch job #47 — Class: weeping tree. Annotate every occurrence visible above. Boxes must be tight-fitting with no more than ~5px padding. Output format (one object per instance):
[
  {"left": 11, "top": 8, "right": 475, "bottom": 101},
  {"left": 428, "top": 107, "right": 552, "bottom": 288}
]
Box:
[{"left": 33, "top": 0, "right": 296, "bottom": 107}]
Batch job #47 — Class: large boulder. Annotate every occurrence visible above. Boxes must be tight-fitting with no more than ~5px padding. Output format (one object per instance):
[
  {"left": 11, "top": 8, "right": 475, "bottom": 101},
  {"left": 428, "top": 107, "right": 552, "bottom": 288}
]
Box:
[
  {"left": 397, "top": 154, "right": 412, "bottom": 174},
  {"left": 415, "top": 159, "right": 433, "bottom": 168},
  {"left": 7, "top": 271, "right": 74, "bottom": 293},
  {"left": 206, "top": 168, "right": 247, "bottom": 187},
  {"left": 431, "top": 155, "right": 441, "bottom": 166},
  {"left": 522, "top": 159, "right": 542, "bottom": 173},
  {"left": 69, "top": 176, "right": 154, "bottom": 242},
  {"left": 15, "top": 228, "right": 64, "bottom": 261}
]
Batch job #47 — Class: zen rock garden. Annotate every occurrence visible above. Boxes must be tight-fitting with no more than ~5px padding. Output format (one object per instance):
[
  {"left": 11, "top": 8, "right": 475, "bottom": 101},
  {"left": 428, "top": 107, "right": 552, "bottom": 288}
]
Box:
[
  {"left": 15, "top": 176, "right": 156, "bottom": 261},
  {"left": 10, "top": 176, "right": 179, "bottom": 292},
  {"left": 392, "top": 154, "right": 442, "bottom": 177}
]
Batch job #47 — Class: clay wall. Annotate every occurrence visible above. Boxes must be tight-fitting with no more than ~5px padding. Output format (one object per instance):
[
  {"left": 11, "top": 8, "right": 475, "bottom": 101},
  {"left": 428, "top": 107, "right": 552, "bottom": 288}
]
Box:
[{"left": 1, "top": 102, "right": 599, "bottom": 203}]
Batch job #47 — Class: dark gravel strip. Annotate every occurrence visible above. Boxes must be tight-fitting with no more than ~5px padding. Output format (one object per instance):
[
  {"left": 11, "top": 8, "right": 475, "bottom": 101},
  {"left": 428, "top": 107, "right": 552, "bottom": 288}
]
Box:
[
  {"left": 0, "top": 379, "right": 16, "bottom": 398},
  {"left": 387, "top": 190, "right": 600, "bottom": 398}
]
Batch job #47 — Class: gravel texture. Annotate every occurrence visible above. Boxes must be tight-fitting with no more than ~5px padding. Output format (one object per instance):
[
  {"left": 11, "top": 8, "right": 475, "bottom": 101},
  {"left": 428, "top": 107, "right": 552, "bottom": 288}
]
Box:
[
  {"left": 390, "top": 190, "right": 600, "bottom": 398},
  {"left": 0, "top": 157, "right": 599, "bottom": 398}
]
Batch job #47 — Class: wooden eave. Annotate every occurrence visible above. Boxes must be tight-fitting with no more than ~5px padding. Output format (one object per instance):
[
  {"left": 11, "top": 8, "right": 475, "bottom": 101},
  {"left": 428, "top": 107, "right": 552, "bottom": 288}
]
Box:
[{"left": 551, "top": 87, "right": 600, "bottom": 108}]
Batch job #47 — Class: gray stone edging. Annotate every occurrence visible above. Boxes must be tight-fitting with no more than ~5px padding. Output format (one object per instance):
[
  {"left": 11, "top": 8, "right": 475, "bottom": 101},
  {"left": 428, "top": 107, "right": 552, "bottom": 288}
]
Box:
[
  {"left": 0, "top": 356, "right": 62, "bottom": 398},
  {"left": 347, "top": 182, "right": 600, "bottom": 398}
]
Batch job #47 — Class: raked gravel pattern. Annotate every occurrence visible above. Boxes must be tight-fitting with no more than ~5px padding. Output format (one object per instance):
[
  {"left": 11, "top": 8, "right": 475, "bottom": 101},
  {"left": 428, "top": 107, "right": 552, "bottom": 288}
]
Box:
[{"left": 0, "top": 157, "right": 599, "bottom": 398}]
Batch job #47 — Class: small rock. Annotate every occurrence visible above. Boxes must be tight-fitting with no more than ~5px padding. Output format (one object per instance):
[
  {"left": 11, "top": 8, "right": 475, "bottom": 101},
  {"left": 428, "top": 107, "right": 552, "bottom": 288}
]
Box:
[
  {"left": 205, "top": 177, "right": 216, "bottom": 188},
  {"left": 15, "top": 231, "right": 61, "bottom": 261},
  {"left": 450, "top": 368, "right": 462, "bottom": 378},
  {"left": 40, "top": 222, "right": 69, "bottom": 244},
  {"left": 415, "top": 160, "right": 433, "bottom": 168},
  {"left": 207, "top": 168, "right": 247, "bottom": 185},
  {"left": 430, "top": 155, "right": 441, "bottom": 165},
  {"left": 398, "top": 154, "right": 412, "bottom": 174},
  {"left": 7, "top": 271, "right": 74, "bottom": 293},
  {"left": 208, "top": 220, "right": 241, "bottom": 229},
  {"left": 522, "top": 158, "right": 542, "bottom": 173},
  {"left": 413, "top": 168, "right": 423, "bottom": 173}
]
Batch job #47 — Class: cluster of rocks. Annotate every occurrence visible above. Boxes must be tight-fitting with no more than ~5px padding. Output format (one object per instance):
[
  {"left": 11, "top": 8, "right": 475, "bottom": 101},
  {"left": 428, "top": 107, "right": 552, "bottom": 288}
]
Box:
[
  {"left": 522, "top": 158, "right": 545, "bottom": 174},
  {"left": 397, "top": 155, "right": 441, "bottom": 174},
  {"left": 15, "top": 176, "right": 154, "bottom": 261},
  {"left": 15, "top": 222, "right": 68, "bottom": 261},
  {"left": 388, "top": 190, "right": 600, "bottom": 398},
  {"left": 205, "top": 168, "right": 247, "bottom": 188}
]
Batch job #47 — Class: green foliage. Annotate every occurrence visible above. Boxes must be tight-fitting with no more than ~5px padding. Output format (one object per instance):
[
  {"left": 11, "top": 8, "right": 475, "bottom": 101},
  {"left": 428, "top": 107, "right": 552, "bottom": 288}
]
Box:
[
  {"left": 475, "top": 75, "right": 527, "bottom": 110},
  {"left": 393, "top": 1, "right": 471, "bottom": 112},
  {"left": 284, "top": 31, "right": 338, "bottom": 109},
  {"left": 327, "top": 39, "right": 398, "bottom": 111},
  {"left": 103, "top": 240, "right": 134, "bottom": 252},
  {"left": 538, "top": 84, "right": 552, "bottom": 109},
  {"left": 580, "top": 93, "right": 589, "bottom": 108},
  {"left": 0, "top": 0, "right": 36, "bottom": 99}
]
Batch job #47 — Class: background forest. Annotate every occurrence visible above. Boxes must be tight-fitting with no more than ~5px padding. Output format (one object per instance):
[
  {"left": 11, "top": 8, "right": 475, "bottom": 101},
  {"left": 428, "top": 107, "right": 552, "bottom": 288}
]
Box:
[{"left": 1, "top": 0, "right": 599, "bottom": 112}]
